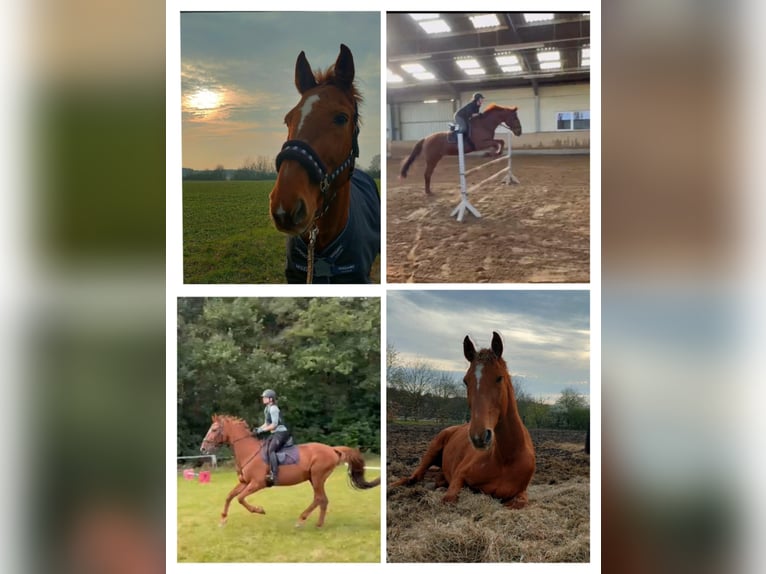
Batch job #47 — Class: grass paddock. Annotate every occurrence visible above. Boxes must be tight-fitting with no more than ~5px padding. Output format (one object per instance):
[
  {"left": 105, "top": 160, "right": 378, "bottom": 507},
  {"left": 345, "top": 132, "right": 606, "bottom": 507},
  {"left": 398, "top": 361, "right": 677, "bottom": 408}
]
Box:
[{"left": 177, "top": 465, "right": 381, "bottom": 563}]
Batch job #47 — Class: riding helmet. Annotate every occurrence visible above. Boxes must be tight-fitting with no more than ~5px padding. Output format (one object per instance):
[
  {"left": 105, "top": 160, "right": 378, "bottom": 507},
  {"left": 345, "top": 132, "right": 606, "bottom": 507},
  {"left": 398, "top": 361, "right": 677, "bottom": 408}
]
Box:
[
  {"left": 261, "top": 389, "right": 278, "bottom": 400},
  {"left": 473, "top": 92, "right": 485, "bottom": 101}
]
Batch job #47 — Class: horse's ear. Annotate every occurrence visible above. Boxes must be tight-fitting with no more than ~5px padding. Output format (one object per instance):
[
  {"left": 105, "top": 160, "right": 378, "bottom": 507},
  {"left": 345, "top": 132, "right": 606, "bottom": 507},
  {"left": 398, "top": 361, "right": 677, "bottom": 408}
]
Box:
[
  {"left": 491, "top": 331, "right": 504, "bottom": 358},
  {"left": 295, "top": 50, "right": 317, "bottom": 94},
  {"left": 463, "top": 336, "right": 477, "bottom": 362},
  {"left": 511, "top": 106, "right": 518, "bottom": 112},
  {"left": 333, "top": 44, "right": 355, "bottom": 89}
]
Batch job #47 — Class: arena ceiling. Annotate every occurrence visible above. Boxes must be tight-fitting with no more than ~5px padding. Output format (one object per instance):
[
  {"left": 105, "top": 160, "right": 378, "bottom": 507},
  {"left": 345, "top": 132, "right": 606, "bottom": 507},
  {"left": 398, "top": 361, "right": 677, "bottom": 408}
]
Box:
[{"left": 387, "top": 12, "right": 591, "bottom": 102}]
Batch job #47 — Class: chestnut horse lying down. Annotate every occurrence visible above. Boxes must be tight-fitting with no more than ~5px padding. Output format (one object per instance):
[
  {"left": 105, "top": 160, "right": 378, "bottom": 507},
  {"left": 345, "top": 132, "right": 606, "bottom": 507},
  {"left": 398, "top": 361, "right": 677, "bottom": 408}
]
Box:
[{"left": 390, "top": 332, "right": 535, "bottom": 508}]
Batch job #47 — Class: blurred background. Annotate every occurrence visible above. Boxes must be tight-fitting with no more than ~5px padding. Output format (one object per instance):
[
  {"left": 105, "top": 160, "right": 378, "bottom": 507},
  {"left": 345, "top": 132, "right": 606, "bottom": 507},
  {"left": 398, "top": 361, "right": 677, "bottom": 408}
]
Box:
[
  {"left": 2, "top": 0, "right": 765, "bottom": 573},
  {"left": 4, "top": 0, "right": 165, "bottom": 572}
]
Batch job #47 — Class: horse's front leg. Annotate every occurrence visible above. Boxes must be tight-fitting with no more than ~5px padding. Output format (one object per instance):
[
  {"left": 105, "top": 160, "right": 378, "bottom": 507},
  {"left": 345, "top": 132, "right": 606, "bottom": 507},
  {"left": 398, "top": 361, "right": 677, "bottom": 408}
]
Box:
[
  {"left": 237, "top": 480, "right": 267, "bottom": 515},
  {"left": 220, "top": 481, "right": 246, "bottom": 526},
  {"left": 493, "top": 139, "right": 505, "bottom": 156}
]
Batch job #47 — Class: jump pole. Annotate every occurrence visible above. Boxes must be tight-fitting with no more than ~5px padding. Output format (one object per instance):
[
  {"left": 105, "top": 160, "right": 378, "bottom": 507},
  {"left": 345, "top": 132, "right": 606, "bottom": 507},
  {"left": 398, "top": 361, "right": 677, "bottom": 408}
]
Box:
[
  {"left": 451, "top": 132, "right": 481, "bottom": 222},
  {"left": 504, "top": 132, "right": 521, "bottom": 185}
]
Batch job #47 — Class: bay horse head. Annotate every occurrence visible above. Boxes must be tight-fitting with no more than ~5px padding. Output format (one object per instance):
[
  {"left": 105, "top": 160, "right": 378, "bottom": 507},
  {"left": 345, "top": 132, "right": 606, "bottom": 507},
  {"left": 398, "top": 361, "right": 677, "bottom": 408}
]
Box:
[
  {"left": 270, "top": 44, "right": 361, "bottom": 235},
  {"left": 462, "top": 331, "right": 515, "bottom": 451}
]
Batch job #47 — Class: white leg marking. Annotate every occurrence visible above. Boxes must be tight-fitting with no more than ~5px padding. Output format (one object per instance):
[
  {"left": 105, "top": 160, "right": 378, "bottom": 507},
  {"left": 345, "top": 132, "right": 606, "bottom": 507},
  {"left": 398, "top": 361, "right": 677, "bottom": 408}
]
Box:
[
  {"left": 297, "top": 94, "right": 321, "bottom": 135},
  {"left": 475, "top": 364, "right": 483, "bottom": 391}
]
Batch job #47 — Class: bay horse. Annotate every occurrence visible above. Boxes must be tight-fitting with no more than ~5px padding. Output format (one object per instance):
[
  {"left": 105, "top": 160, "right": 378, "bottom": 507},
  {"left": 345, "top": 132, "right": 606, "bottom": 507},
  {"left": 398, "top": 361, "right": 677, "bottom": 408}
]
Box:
[
  {"left": 269, "top": 44, "right": 380, "bottom": 284},
  {"left": 390, "top": 332, "right": 535, "bottom": 508},
  {"left": 200, "top": 415, "right": 380, "bottom": 527},
  {"left": 399, "top": 104, "right": 523, "bottom": 195}
]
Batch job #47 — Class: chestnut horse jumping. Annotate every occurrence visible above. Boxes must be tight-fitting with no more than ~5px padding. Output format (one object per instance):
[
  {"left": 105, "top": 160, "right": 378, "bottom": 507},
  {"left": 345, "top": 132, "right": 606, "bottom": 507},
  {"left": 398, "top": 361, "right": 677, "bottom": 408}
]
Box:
[
  {"left": 200, "top": 415, "right": 380, "bottom": 527},
  {"left": 270, "top": 44, "right": 380, "bottom": 284},
  {"left": 399, "top": 104, "right": 523, "bottom": 195},
  {"left": 390, "top": 332, "right": 535, "bottom": 508}
]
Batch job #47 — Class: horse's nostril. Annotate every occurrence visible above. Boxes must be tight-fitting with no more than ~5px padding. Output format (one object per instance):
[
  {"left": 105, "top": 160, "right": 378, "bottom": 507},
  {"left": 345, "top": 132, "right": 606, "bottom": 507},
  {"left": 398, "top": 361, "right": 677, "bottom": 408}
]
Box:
[
  {"left": 484, "top": 430, "right": 492, "bottom": 445},
  {"left": 292, "top": 199, "right": 307, "bottom": 225}
]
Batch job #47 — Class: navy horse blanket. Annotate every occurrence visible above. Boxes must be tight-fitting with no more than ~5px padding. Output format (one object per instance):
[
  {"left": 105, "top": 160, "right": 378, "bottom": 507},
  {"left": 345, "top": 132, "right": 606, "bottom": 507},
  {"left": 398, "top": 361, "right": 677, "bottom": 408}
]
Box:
[{"left": 285, "top": 170, "right": 380, "bottom": 284}]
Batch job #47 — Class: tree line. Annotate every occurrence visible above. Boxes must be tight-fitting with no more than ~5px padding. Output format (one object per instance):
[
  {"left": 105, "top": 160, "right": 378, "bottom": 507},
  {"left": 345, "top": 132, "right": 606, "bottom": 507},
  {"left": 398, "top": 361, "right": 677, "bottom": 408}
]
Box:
[
  {"left": 182, "top": 154, "right": 381, "bottom": 181},
  {"left": 387, "top": 345, "right": 589, "bottom": 430},
  {"left": 178, "top": 298, "right": 381, "bottom": 457}
]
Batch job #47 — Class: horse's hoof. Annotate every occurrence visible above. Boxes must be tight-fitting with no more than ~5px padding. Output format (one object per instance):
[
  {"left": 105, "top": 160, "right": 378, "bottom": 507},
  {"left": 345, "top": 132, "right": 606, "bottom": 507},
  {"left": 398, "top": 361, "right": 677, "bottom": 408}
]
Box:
[
  {"left": 295, "top": 520, "right": 305, "bottom": 528},
  {"left": 441, "top": 494, "right": 458, "bottom": 504},
  {"left": 219, "top": 519, "right": 227, "bottom": 527}
]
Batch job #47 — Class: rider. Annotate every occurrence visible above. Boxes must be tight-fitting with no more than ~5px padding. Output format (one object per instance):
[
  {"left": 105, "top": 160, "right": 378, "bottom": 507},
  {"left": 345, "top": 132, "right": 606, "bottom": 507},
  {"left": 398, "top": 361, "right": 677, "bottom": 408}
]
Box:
[
  {"left": 254, "top": 389, "right": 290, "bottom": 486},
  {"left": 453, "top": 92, "right": 485, "bottom": 146}
]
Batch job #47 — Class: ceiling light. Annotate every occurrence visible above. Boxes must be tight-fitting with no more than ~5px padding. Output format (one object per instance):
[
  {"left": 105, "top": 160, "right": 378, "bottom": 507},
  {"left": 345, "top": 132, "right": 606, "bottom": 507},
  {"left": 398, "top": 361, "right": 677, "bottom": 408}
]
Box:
[
  {"left": 524, "top": 13, "right": 554, "bottom": 23},
  {"left": 455, "top": 58, "right": 481, "bottom": 69},
  {"left": 582, "top": 60, "right": 590, "bottom": 67},
  {"left": 387, "top": 69, "right": 404, "bottom": 83},
  {"left": 410, "top": 13, "right": 439, "bottom": 21},
  {"left": 537, "top": 50, "right": 561, "bottom": 62},
  {"left": 400, "top": 63, "right": 426, "bottom": 74},
  {"left": 539, "top": 61, "right": 562, "bottom": 70},
  {"left": 464, "top": 68, "right": 486, "bottom": 76},
  {"left": 423, "top": 99, "right": 438, "bottom": 104},
  {"left": 419, "top": 19, "right": 451, "bottom": 34},
  {"left": 495, "top": 54, "right": 519, "bottom": 66},
  {"left": 501, "top": 65, "right": 523, "bottom": 73},
  {"left": 412, "top": 72, "right": 436, "bottom": 80},
  {"left": 582, "top": 48, "right": 591, "bottom": 59},
  {"left": 469, "top": 14, "right": 500, "bottom": 29}
]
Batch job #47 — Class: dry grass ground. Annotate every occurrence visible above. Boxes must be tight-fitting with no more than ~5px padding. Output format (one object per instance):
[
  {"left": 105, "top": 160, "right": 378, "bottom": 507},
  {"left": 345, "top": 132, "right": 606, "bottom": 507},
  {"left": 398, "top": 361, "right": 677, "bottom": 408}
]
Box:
[{"left": 387, "top": 425, "right": 589, "bottom": 562}]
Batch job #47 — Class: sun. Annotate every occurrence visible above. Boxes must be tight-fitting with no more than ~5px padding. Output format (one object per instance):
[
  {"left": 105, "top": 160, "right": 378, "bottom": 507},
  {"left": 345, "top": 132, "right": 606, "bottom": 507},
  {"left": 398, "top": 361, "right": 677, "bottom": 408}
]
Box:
[{"left": 187, "top": 89, "right": 223, "bottom": 111}]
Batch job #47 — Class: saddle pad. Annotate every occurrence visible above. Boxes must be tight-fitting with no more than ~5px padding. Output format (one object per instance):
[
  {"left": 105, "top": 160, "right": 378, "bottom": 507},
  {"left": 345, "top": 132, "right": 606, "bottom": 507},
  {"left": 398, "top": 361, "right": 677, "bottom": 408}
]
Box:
[
  {"left": 285, "top": 169, "right": 380, "bottom": 284},
  {"left": 262, "top": 444, "right": 300, "bottom": 466}
]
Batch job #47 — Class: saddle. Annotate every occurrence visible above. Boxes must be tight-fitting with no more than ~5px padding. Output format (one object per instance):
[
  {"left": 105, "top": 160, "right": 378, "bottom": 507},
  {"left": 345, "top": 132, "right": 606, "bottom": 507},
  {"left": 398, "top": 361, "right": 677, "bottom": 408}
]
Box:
[
  {"left": 261, "top": 436, "right": 300, "bottom": 466},
  {"left": 447, "top": 130, "right": 475, "bottom": 152}
]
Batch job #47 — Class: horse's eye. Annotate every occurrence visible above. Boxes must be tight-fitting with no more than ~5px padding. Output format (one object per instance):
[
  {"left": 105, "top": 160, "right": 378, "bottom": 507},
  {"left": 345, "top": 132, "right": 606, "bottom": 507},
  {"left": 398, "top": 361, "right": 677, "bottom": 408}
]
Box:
[
  {"left": 496, "top": 376, "right": 503, "bottom": 383},
  {"left": 334, "top": 113, "right": 349, "bottom": 126}
]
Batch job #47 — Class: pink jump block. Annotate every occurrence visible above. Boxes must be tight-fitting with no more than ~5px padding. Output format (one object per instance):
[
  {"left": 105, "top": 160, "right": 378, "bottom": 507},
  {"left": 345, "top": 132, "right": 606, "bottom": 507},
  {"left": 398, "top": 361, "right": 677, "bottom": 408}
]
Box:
[{"left": 198, "top": 471, "right": 211, "bottom": 483}]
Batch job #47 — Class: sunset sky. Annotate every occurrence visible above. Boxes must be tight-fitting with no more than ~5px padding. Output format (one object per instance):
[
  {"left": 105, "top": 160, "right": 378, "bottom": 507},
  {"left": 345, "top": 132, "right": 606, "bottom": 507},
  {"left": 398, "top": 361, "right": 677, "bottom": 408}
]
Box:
[
  {"left": 387, "top": 290, "right": 590, "bottom": 404},
  {"left": 180, "top": 12, "right": 381, "bottom": 171}
]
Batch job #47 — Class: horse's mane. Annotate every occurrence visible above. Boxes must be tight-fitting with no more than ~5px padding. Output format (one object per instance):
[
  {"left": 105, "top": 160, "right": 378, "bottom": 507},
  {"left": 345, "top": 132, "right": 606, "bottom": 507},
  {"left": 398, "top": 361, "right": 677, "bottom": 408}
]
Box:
[
  {"left": 483, "top": 103, "right": 514, "bottom": 113},
  {"left": 214, "top": 414, "right": 250, "bottom": 429},
  {"left": 313, "top": 66, "right": 363, "bottom": 113}
]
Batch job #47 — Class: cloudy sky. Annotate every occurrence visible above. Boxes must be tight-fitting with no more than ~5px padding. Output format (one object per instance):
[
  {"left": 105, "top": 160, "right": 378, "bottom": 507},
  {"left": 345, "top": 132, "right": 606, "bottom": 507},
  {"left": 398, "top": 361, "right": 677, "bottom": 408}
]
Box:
[
  {"left": 180, "top": 12, "right": 381, "bottom": 171},
  {"left": 387, "top": 290, "right": 590, "bottom": 403}
]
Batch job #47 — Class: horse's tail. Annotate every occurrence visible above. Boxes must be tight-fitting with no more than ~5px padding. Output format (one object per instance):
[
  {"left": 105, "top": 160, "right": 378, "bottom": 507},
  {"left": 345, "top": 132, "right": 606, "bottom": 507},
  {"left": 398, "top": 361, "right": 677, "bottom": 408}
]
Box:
[
  {"left": 333, "top": 446, "right": 381, "bottom": 489},
  {"left": 399, "top": 138, "right": 425, "bottom": 179}
]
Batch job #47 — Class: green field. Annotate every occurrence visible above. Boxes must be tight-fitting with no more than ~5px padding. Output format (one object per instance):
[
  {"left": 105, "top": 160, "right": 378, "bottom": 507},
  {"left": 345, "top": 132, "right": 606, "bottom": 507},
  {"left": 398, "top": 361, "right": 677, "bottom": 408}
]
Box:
[
  {"left": 183, "top": 179, "right": 380, "bottom": 284},
  {"left": 183, "top": 180, "right": 285, "bottom": 283},
  {"left": 177, "top": 463, "right": 381, "bottom": 563}
]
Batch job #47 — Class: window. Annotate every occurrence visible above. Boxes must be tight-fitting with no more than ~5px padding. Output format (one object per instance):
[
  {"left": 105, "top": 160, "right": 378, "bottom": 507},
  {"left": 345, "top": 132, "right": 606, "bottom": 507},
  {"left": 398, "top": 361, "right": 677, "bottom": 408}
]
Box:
[{"left": 557, "top": 110, "right": 590, "bottom": 130}]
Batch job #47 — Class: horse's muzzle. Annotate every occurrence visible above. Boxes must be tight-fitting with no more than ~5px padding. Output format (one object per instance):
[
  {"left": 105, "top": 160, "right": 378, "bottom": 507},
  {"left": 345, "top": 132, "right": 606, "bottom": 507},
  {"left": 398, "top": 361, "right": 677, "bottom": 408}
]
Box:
[
  {"left": 271, "top": 198, "right": 309, "bottom": 234},
  {"left": 470, "top": 429, "right": 493, "bottom": 450}
]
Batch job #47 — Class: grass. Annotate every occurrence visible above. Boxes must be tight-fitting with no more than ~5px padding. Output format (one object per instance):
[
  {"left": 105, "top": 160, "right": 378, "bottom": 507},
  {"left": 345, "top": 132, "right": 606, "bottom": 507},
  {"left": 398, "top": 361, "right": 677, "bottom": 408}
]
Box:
[
  {"left": 183, "top": 180, "right": 285, "bottom": 284},
  {"left": 183, "top": 179, "right": 381, "bottom": 284},
  {"left": 177, "top": 464, "right": 381, "bottom": 563}
]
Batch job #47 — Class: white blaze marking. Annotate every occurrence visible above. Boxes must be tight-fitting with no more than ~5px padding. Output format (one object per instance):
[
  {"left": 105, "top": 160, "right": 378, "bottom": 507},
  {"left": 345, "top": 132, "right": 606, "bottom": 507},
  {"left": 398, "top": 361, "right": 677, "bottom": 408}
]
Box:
[
  {"left": 475, "top": 363, "right": 483, "bottom": 391},
  {"left": 297, "top": 94, "right": 321, "bottom": 134}
]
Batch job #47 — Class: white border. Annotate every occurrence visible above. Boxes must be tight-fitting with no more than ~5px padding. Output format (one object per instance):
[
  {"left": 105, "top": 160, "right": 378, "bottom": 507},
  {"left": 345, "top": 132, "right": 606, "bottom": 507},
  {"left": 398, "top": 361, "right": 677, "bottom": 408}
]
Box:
[{"left": 167, "top": 2, "right": 600, "bottom": 572}]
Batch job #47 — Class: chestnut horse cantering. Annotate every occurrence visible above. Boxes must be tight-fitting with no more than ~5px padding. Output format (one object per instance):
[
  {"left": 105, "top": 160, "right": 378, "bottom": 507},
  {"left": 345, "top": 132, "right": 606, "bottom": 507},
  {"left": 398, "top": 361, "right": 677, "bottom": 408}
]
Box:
[
  {"left": 200, "top": 415, "right": 380, "bottom": 527},
  {"left": 270, "top": 44, "right": 380, "bottom": 284},
  {"left": 399, "top": 104, "right": 522, "bottom": 195},
  {"left": 390, "top": 332, "right": 535, "bottom": 508}
]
